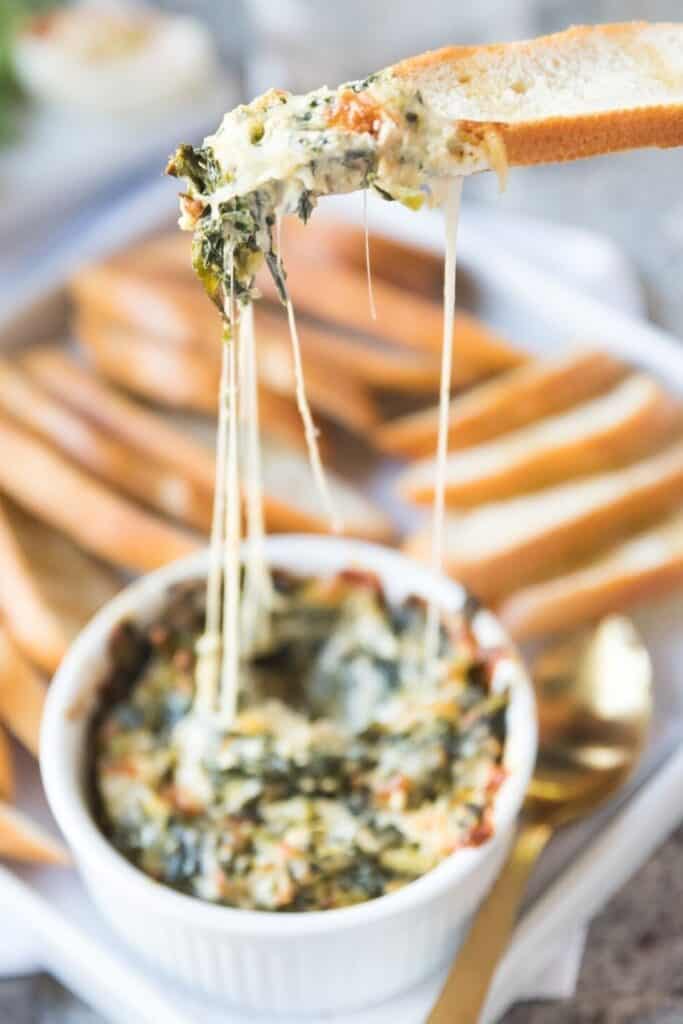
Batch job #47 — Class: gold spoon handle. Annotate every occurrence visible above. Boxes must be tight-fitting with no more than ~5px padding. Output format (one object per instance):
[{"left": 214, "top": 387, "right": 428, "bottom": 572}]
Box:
[{"left": 428, "top": 822, "right": 553, "bottom": 1024}]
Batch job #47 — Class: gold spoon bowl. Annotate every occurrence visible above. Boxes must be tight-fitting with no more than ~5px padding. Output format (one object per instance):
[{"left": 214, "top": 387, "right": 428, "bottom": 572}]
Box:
[{"left": 429, "top": 615, "right": 652, "bottom": 1024}]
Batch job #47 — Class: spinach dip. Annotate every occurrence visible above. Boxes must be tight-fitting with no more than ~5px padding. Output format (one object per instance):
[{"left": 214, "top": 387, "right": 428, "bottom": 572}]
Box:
[{"left": 91, "top": 570, "right": 509, "bottom": 912}]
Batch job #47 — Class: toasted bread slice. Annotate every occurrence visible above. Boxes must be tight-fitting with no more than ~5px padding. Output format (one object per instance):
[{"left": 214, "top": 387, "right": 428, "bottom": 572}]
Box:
[
  {"left": 0, "top": 499, "right": 121, "bottom": 673},
  {"left": 0, "top": 802, "right": 69, "bottom": 865},
  {"left": 258, "top": 255, "right": 525, "bottom": 381},
  {"left": 260, "top": 439, "right": 393, "bottom": 542},
  {"left": 0, "top": 359, "right": 213, "bottom": 532},
  {"left": 404, "top": 441, "right": 683, "bottom": 601},
  {"left": 21, "top": 347, "right": 218, "bottom": 492},
  {"left": 399, "top": 375, "right": 682, "bottom": 506},
  {"left": 0, "top": 726, "right": 13, "bottom": 802},
  {"left": 254, "top": 316, "right": 378, "bottom": 432},
  {"left": 74, "top": 314, "right": 327, "bottom": 453},
  {"left": 375, "top": 348, "right": 626, "bottom": 457},
  {"left": 0, "top": 626, "right": 46, "bottom": 756},
  {"left": 71, "top": 260, "right": 215, "bottom": 351},
  {"left": 282, "top": 216, "right": 444, "bottom": 300},
  {"left": 392, "top": 24, "right": 683, "bottom": 169},
  {"left": 75, "top": 311, "right": 220, "bottom": 414},
  {"left": 0, "top": 414, "right": 198, "bottom": 573},
  {"left": 501, "top": 510, "right": 683, "bottom": 640},
  {"left": 257, "top": 305, "right": 458, "bottom": 393}
]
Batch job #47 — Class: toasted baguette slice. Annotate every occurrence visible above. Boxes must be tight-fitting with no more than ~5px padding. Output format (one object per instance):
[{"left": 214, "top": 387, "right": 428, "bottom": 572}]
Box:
[
  {"left": 0, "top": 499, "right": 121, "bottom": 673},
  {"left": 0, "top": 726, "right": 13, "bottom": 801},
  {"left": 257, "top": 305, "right": 455, "bottom": 393},
  {"left": 501, "top": 510, "right": 683, "bottom": 640},
  {"left": 0, "top": 626, "right": 46, "bottom": 756},
  {"left": 255, "top": 320, "right": 378, "bottom": 432},
  {"left": 258, "top": 256, "right": 525, "bottom": 380},
  {"left": 71, "top": 261, "right": 215, "bottom": 351},
  {"left": 0, "top": 415, "right": 198, "bottom": 573},
  {"left": 404, "top": 441, "right": 683, "bottom": 601},
  {"left": 282, "top": 216, "right": 443, "bottom": 300},
  {"left": 76, "top": 311, "right": 220, "bottom": 414},
  {"left": 375, "top": 348, "right": 625, "bottom": 457},
  {"left": 75, "top": 314, "right": 329, "bottom": 453},
  {"left": 0, "top": 359, "right": 213, "bottom": 532},
  {"left": 0, "top": 802, "right": 69, "bottom": 865},
  {"left": 399, "top": 375, "right": 681, "bottom": 506},
  {"left": 21, "top": 347, "right": 217, "bottom": 492},
  {"left": 392, "top": 24, "right": 683, "bottom": 168},
  {"left": 260, "top": 439, "right": 393, "bottom": 542}
]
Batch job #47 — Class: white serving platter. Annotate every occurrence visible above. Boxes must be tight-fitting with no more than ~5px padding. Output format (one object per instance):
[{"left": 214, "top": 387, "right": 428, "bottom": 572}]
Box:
[{"left": 1, "top": 182, "right": 683, "bottom": 1024}]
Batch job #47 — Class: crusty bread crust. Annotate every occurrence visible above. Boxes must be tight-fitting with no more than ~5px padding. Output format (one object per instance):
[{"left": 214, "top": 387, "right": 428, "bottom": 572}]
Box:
[
  {"left": 375, "top": 348, "right": 625, "bottom": 457},
  {"left": 393, "top": 23, "right": 683, "bottom": 166},
  {"left": 0, "top": 414, "right": 199, "bottom": 574},
  {"left": 500, "top": 516, "right": 683, "bottom": 639},
  {"left": 403, "top": 441, "right": 683, "bottom": 601}
]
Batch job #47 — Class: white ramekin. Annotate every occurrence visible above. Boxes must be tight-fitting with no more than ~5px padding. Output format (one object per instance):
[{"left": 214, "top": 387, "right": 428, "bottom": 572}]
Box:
[{"left": 41, "top": 536, "right": 536, "bottom": 1016}]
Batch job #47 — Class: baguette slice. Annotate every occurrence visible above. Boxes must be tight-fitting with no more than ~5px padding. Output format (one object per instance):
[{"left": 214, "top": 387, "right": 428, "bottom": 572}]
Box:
[
  {"left": 0, "top": 358, "right": 213, "bottom": 532},
  {"left": 392, "top": 24, "right": 683, "bottom": 169},
  {"left": 399, "top": 374, "right": 681, "bottom": 506},
  {"left": 0, "top": 803, "right": 69, "bottom": 865},
  {"left": 259, "top": 255, "right": 525, "bottom": 381},
  {"left": 281, "top": 216, "right": 443, "bottom": 300},
  {"left": 0, "top": 625, "right": 47, "bottom": 756},
  {"left": 0, "top": 414, "right": 199, "bottom": 574},
  {"left": 21, "top": 347, "right": 217, "bottom": 492},
  {"left": 255, "top": 306, "right": 447, "bottom": 394},
  {"left": 500, "top": 510, "right": 683, "bottom": 640},
  {"left": 404, "top": 441, "right": 683, "bottom": 601},
  {"left": 0, "top": 726, "right": 13, "bottom": 802},
  {"left": 260, "top": 439, "right": 393, "bottom": 542},
  {"left": 252, "top": 313, "right": 378, "bottom": 432},
  {"left": 375, "top": 348, "right": 625, "bottom": 457},
  {"left": 71, "top": 261, "right": 215, "bottom": 351},
  {"left": 0, "top": 499, "right": 121, "bottom": 673},
  {"left": 74, "top": 313, "right": 309, "bottom": 452}
]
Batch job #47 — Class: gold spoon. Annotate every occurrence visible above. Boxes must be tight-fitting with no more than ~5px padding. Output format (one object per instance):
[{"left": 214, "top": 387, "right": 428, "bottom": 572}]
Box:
[{"left": 428, "top": 615, "right": 652, "bottom": 1024}]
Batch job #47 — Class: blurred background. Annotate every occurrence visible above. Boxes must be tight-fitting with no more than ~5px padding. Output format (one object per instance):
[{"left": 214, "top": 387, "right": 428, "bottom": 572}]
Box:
[{"left": 1, "top": 0, "right": 683, "bottom": 331}]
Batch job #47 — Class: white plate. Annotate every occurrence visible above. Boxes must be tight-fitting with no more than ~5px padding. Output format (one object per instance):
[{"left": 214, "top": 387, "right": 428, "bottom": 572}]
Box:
[{"left": 2, "top": 185, "right": 683, "bottom": 1023}]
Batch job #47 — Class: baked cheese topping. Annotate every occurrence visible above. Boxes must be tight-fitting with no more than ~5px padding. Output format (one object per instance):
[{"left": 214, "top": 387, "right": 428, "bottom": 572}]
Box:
[
  {"left": 91, "top": 572, "right": 509, "bottom": 912},
  {"left": 167, "top": 71, "right": 494, "bottom": 319}
]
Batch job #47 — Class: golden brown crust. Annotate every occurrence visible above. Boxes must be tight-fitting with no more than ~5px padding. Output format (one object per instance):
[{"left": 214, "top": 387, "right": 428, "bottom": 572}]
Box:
[
  {"left": 392, "top": 23, "right": 683, "bottom": 166},
  {"left": 0, "top": 626, "right": 46, "bottom": 756},
  {"left": 500, "top": 543, "right": 683, "bottom": 640},
  {"left": 0, "top": 726, "right": 14, "bottom": 802},
  {"left": 0, "top": 414, "right": 199, "bottom": 574},
  {"left": 0, "top": 359, "right": 213, "bottom": 533},
  {"left": 403, "top": 443, "right": 683, "bottom": 601},
  {"left": 374, "top": 349, "right": 626, "bottom": 458},
  {"left": 0, "top": 499, "right": 70, "bottom": 674},
  {"left": 398, "top": 379, "right": 682, "bottom": 507},
  {"left": 21, "top": 347, "right": 217, "bottom": 492},
  {"left": 497, "top": 107, "right": 683, "bottom": 166}
]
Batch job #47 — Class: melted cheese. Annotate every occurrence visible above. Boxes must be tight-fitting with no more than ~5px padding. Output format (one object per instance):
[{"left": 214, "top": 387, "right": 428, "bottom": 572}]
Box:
[
  {"left": 363, "top": 191, "right": 377, "bottom": 321},
  {"left": 425, "top": 178, "right": 464, "bottom": 661},
  {"left": 285, "top": 296, "right": 343, "bottom": 534},
  {"left": 194, "top": 341, "right": 229, "bottom": 715},
  {"left": 239, "top": 301, "right": 275, "bottom": 656},
  {"left": 220, "top": 331, "right": 241, "bottom": 723}
]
